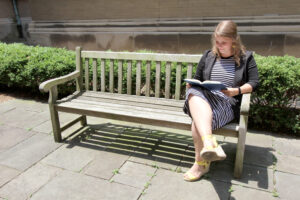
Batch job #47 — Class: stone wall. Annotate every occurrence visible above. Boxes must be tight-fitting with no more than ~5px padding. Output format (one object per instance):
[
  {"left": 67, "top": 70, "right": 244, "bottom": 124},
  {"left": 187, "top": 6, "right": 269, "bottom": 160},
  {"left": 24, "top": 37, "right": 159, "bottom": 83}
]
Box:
[
  {"left": 29, "top": 0, "right": 300, "bottom": 20},
  {"left": 1, "top": 0, "right": 300, "bottom": 57},
  {"left": 0, "top": 0, "right": 31, "bottom": 42}
]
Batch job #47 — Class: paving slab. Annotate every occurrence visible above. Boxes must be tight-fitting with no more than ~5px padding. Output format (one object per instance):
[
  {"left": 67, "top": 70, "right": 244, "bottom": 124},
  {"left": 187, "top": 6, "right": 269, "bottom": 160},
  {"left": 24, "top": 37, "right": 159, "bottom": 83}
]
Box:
[
  {"left": 230, "top": 184, "right": 276, "bottom": 200},
  {"left": 0, "top": 165, "right": 20, "bottom": 187},
  {"left": 0, "top": 101, "right": 16, "bottom": 114},
  {"left": 0, "top": 125, "right": 35, "bottom": 153},
  {"left": 30, "top": 170, "right": 142, "bottom": 200},
  {"left": 128, "top": 135, "right": 184, "bottom": 171},
  {"left": 1, "top": 108, "right": 49, "bottom": 130},
  {"left": 275, "top": 171, "right": 300, "bottom": 200},
  {"left": 142, "top": 168, "right": 230, "bottom": 200},
  {"left": 273, "top": 152, "right": 300, "bottom": 175},
  {"left": 41, "top": 142, "right": 101, "bottom": 172},
  {"left": 177, "top": 145, "right": 196, "bottom": 173},
  {"left": 244, "top": 131, "right": 273, "bottom": 148},
  {"left": 33, "top": 112, "right": 81, "bottom": 134},
  {"left": 1, "top": 99, "right": 48, "bottom": 113},
  {"left": 105, "top": 127, "right": 148, "bottom": 156},
  {"left": 113, "top": 161, "right": 157, "bottom": 189},
  {"left": 243, "top": 144, "right": 274, "bottom": 168},
  {"left": 84, "top": 151, "right": 129, "bottom": 180},
  {"left": 273, "top": 137, "right": 300, "bottom": 157},
  {"left": 211, "top": 161, "right": 274, "bottom": 191},
  {"left": 0, "top": 133, "right": 61, "bottom": 171},
  {"left": 0, "top": 163, "right": 61, "bottom": 200}
]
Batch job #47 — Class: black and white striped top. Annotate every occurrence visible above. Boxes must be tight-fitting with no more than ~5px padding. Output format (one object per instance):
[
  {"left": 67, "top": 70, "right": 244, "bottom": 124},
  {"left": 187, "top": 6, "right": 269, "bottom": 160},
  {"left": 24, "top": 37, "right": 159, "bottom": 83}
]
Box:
[{"left": 210, "top": 57, "right": 236, "bottom": 87}]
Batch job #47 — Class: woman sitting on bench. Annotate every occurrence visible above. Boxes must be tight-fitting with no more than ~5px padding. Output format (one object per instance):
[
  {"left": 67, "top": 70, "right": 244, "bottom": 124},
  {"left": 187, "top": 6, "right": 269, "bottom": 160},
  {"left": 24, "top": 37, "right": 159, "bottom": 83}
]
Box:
[{"left": 183, "top": 20, "right": 259, "bottom": 181}]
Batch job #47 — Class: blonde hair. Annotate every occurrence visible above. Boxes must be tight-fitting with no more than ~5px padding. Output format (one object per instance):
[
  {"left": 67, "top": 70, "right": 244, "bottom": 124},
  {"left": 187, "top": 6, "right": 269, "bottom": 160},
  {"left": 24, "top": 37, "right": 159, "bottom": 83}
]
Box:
[{"left": 212, "top": 20, "right": 246, "bottom": 66}]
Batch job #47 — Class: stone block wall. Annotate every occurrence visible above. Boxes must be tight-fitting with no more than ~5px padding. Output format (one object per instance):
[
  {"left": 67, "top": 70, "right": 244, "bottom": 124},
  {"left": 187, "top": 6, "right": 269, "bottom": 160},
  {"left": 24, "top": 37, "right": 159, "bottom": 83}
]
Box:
[{"left": 1, "top": 0, "right": 300, "bottom": 57}]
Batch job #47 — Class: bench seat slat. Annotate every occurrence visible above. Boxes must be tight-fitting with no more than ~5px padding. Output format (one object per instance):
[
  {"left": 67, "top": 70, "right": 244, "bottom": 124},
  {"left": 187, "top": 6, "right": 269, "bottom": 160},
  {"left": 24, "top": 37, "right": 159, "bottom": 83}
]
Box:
[
  {"left": 56, "top": 91, "right": 239, "bottom": 137},
  {"left": 75, "top": 96, "right": 184, "bottom": 112},
  {"left": 79, "top": 91, "right": 185, "bottom": 107},
  {"left": 69, "top": 98, "right": 185, "bottom": 117}
]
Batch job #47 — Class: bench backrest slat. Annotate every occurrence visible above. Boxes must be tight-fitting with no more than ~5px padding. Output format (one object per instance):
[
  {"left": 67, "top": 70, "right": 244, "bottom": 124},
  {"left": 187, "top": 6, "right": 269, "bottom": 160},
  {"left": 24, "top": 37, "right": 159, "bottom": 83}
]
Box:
[
  {"left": 79, "top": 49, "right": 202, "bottom": 100},
  {"left": 118, "top": 60, "right": 123, "bottom": 94},
  {"left": 85, "top": 58, "right": 89, "bottom": 91},
  {"left": 81, "top": 51, "right": 200, "bottom": 63},
  {"left": 155, "top": 61, "right": 161, "bottom": 98},
  {"left": 146, "top": 61, "right": 151, "bottom": 97},
  {"left": 109, "top": 60, "right": 114, "bottom": 93},
  {"left": 127, "top": 61, "right": 132, "bottom": 95},
  {"left": 175, "top": 63, "right": 182, "bottom": 100},
  {"left": 101, "top": 59, "right": 105, "bottom": 92},
  {"left": 92, "top": 58, "right": 97, "bottom": 91},
  {"left": 165, "top": 62, "right": 171, "bottom": 99},
  {"left": 136, "top": 61, "right": 142, "bottom": 96}
]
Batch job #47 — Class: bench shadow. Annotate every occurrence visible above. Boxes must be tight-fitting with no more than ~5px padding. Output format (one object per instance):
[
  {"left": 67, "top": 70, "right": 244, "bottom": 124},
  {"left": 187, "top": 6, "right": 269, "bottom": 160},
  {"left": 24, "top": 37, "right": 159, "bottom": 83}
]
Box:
[{"left": 64, "top": 122, "right": 275, "bottom": 200}]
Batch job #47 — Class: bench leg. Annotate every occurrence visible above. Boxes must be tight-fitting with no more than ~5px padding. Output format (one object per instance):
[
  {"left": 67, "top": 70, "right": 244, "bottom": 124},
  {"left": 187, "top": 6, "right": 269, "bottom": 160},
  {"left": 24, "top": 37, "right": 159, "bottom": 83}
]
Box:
[
  {"left": 49, "top": 105, "right": 62, "bottom": 142},
  {"left": 80, "top": 115, "right": 87, "bottom": 126},
  {"left": 234, "top": 115, "right": 248, "bottom": 179}
]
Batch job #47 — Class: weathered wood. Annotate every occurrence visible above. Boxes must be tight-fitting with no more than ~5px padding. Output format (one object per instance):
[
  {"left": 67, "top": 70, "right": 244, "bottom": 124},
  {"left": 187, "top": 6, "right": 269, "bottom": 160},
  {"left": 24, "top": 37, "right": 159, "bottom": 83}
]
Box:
[
  {"left": 136, "top": 61, "right": 141, "bottom": 96},
  {"left": 56, "top": 99, "right": 238, "bottom": 137},
  {"left": 80, "top": 91, "right": 184, "bottom": 107},
  {"left": 82, "top": 51, "right": 201, "bottom": 63},
  {"left": 234, "top": 114, "right": 248, "bottom": 178},
  {"left": 155, "top": 61, "right": 161, "bottom": 98},
  {"left": 187, "top": 63, "right": 193, "bottom": 79},
  {"left": 127, "top": 60, "right": 132, "bottom": 95},
  {"left": 175, "top": 63, "right": 182, "bottom": 100},
  {"left": 49, "top": 86, "right": 61, "bottom": 142},
  {"left": 76, "top": 47, "right": 83, "bottom": 92},
  {"left": 69, "top": 99, "right": 185, "bottom": 118},
  {"left": 118, "top": 60, "right": 123, "bottom": 94},
  {"left": 101, "top": 59, "right": 105, "bottom": 92},
  {"left": 92, "top": 58, "right": 97, "bottom": 91},
  {"left": 146, "top": 61, "right": 151, "bottom": 97},
  {"left": 240, "top": 93, "right": 251, "bottom": 115},
  {"left": 39, "top": 71, "right": 80, "bottom": 93},
  {"left": 185, "top": 63, "right": 193, "bottom": 94},
  {"left": 60, "top": 115, "right": 85, "bottom": 132},
  {"left": 109, "top": 60, "right": 114, "bottom": 93},
  {"left": 165, "top": 62, "right": 171, "bottom": 99},
  {"left": 76, "top": 95, "right": 183, "bottom": 112},
  {"left": 85, "top": 58, "right": 89, "bottom": 91}
]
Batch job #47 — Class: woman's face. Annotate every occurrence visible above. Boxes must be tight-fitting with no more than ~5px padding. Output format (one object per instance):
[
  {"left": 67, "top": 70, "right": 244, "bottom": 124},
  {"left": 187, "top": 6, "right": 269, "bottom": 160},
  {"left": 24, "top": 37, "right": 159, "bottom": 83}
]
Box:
[{"left": 215, "top": 36, "right": 233, "bottom": 57}]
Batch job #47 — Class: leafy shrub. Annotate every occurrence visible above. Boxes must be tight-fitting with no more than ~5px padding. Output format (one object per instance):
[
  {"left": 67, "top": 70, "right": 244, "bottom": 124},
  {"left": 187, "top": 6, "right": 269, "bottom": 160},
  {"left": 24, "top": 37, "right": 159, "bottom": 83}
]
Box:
[
  {"left": 0, "top": 42, "right": 299, "bottom": 134},
  {"left": 250, "top": 54, "right": 300, "bottom": 134},
  {"left": 0, "top": 42, "right": 76, "bottom": 95}
]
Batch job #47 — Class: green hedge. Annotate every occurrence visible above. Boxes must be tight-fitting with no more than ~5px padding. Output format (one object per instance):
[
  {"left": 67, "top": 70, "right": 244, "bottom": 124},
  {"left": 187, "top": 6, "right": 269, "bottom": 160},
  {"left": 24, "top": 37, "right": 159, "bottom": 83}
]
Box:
[
  {"left": 0, "top": 42, "right": 299, "bottom": 134},
  {"left": 249, "top": 54, "right": 300, "bottom": 134},
  {"left": 0, "top": 42, "right": 76, "bottom": 95}
]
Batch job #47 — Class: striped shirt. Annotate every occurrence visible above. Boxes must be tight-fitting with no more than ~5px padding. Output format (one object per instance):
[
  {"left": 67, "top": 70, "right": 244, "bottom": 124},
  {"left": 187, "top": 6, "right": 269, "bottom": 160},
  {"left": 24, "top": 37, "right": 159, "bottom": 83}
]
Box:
[{"left": 210, "top": 57, "right": 235, "bottom": 87}]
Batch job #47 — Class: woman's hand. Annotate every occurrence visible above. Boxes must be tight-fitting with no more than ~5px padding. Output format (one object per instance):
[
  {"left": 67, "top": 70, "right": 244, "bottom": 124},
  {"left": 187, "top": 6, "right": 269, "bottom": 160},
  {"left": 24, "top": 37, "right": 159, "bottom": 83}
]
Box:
[
  {"left": 221, "top": 88, "right": 239, "bottom": 97},
  {"left": 186, "top": 83, "right": 191, "bottom": 88}
]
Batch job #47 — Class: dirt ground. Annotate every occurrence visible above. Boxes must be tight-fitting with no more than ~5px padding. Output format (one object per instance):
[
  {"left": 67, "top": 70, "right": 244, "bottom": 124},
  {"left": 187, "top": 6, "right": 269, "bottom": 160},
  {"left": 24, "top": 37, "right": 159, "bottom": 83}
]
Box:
[{"left": 0, "top": 93, "right": 15, "bottom": 103}]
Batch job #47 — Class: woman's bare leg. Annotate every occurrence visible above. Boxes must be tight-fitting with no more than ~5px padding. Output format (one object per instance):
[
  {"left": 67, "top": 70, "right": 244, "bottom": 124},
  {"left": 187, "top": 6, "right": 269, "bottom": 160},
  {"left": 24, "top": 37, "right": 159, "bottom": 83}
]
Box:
[
  {"left": 188, "top": 94, "right": 215, "bottom": 148},
  {"left": 183, "top": 121, "right": 208, "bottom": 179}
]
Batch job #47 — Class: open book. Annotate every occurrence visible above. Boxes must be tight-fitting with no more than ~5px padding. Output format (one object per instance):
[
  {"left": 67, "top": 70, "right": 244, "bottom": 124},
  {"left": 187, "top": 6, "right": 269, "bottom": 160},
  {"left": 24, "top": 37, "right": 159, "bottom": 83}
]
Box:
[{"left": 184, "top": 79, "right": 227, "bottom": 90}]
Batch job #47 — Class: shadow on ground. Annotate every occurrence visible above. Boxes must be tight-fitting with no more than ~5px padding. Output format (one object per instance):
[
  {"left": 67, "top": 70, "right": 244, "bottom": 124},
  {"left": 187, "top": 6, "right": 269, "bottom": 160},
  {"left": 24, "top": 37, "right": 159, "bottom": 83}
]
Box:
[{"left": 62, "top": 122, "right": 275, "bottom": 200}]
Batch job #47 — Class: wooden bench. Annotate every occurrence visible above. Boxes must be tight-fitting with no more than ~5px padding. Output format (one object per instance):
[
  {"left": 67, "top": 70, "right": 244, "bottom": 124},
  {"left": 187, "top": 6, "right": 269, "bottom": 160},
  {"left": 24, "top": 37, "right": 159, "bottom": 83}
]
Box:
[{"left": 39, "top": 47, "right": 251, "bottom": 178}]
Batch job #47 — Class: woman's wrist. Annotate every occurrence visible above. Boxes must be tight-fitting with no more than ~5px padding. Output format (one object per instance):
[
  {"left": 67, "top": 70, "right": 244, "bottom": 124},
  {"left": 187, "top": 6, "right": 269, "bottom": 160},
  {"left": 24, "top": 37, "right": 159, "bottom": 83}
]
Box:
[{"left": 238, "top": 87, "right": 241, "bottom": 95}]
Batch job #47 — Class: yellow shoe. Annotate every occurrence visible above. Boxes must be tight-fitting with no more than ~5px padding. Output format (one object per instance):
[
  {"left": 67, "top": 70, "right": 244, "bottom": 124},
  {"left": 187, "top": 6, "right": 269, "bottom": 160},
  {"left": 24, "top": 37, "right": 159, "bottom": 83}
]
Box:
[
  {"left": 183, "top": 160, "right": 210, "bottom": 182},
  {"left": 200, "top": 135, "right": 226, "bottom": 162}
]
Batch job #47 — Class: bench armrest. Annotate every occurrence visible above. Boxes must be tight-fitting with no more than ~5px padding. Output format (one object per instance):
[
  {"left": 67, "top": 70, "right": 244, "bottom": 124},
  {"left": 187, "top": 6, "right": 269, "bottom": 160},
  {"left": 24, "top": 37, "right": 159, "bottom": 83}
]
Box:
[
  {"left": 240, "top": 93, "right": 251, "bottom": 116},
  {"left": 39, "top": 71, "right": 80, "bottom": 93}
]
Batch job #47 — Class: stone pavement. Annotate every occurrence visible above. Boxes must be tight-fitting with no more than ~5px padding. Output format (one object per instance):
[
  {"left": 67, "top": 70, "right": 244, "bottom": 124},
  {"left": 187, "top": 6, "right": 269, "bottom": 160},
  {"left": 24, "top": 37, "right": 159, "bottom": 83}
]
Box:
[{"left": 0, "top": 98, "right": 300, "bottom": 200}]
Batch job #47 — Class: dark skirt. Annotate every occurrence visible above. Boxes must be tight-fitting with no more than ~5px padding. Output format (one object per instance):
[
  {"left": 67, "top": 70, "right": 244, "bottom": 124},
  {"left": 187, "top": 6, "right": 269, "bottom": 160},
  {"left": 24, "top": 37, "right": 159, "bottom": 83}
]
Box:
[{"left": 183, "top": 86, "right": 235, "bottom": 130}]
